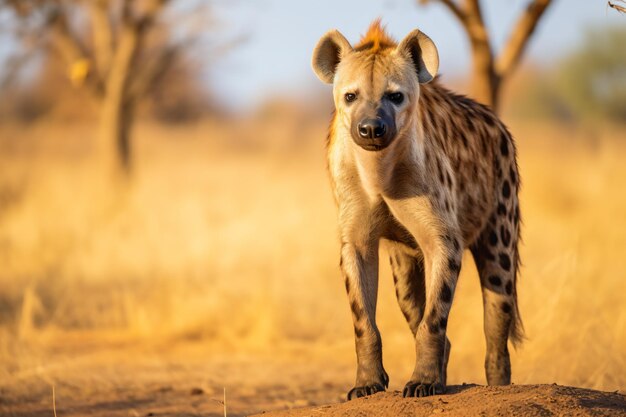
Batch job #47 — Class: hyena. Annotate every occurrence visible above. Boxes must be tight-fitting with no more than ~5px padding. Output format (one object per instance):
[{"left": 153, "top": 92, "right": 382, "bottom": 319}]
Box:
[{"left": 311, "top": 21, "right": 523, "bottom": 399}]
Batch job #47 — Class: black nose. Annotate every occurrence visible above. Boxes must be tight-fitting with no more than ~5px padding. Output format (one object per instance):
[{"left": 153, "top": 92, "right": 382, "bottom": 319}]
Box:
[{"left": 358, "top": 119, "right": 387, "bottom": 139}]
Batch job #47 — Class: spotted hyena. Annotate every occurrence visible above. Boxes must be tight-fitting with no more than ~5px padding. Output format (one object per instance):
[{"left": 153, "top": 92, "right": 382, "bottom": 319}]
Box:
[{"left": 311, "top": 21, "right": 523, "bottom": 399}]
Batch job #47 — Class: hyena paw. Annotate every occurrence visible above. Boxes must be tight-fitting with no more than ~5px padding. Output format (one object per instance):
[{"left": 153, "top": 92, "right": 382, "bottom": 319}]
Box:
[
  {"left": 347, "top": 370, "right": 389, "bottom": 400},
  {"left": 402, "top": 381, "right": 444, "bottom": 398},
  {"left": 347, "top": 383, "right": 385, "bottom": 400}
]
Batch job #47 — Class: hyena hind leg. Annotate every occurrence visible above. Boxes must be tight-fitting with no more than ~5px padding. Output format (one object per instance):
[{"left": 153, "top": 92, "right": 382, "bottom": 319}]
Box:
[
  {"left": 388, "top": 245, "right": 426, "bottom": 335},
  {"left": 470, "top": 218, "right": 523, "bottom": 386},
  {"left": 388, "top": 245, "right": 452, "bottom": 386}
]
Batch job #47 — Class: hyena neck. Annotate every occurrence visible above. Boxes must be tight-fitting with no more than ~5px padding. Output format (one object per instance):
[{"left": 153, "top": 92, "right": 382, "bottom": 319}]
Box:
[{"left": 346, "top": 126, "right": 424, "bottom": 201}]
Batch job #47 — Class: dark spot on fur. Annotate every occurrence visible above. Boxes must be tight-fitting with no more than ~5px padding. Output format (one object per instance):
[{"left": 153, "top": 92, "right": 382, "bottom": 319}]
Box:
[
  {"left": 502, "top": 180, "right": 511, "bottom": 199},
  {"left": 488, "top": 230, "right": 498, "bottom": 246},
  {"left": 483, "top": 113, "right": 496, "bottom": 127},
  {"left": 440, "top": 282, "right": 452, "bottom": 303},
  {"left": 428, "top": 318, "right": 440, "bottom": 334},
  {"left": 500, "top": 226, "right": 511, "bottom": 247},
  {"left": 351, "top": 300, "right": 363, "bottom": 321},
  {"left": 488, "top": 275, "right": 502, "bottom": 286},
  {"left": 505, "top": 281, "right": 513, "bottom": 295},
  {"left": 403, "top": 293, "right": 412, "bottom": 302},
  {"left": 354, "top": 325, "right": 364, "bottom": 338},
  {"left": 446, "top": 171, "right": 452, "bottom": 188},
  {"left": 439, "top": 316, "right": 448, "bottom": 330},
  {"left": 509, "top": 166, "right": 517, "bottom": 185},
  {"left": 499, "top": 253, "right": 512, "bottom": 271},
  {"left": 453, "top": 238, "right": 461, "bottom": 251},
  {"left": 392, "top": 274, "right": 398, "bottom": 284},
  {"left": 465, "top": 116, "right": 475, "bottom": 133},
  {"left": 497, "top": 203, "right": 507, "bottom": 216},
  {"left": 345, "top": 278, "right": 350, "bottom": 294},
  {"left": 501, "top": 302, "right": 512, "bottom": 314},
  {"left": 500, "top": 134, "right": 509, "bottom": 157},
  {"left": 448, "top": 258, "right": 460, "bottom": 274}
]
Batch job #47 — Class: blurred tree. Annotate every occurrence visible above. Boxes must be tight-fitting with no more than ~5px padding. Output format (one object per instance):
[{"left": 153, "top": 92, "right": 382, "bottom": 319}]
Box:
[
  {"left": 417, "top": 0, "right": 553, "bottom": 112},
  {"left": 555, "top": 26, "right": 626, "bottom": 123},
  {"left": 0, "top": 0, "right": 205, "bottom": 176}
]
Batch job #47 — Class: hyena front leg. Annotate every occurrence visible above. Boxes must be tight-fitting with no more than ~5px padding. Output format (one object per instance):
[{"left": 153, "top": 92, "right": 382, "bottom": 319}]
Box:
[
  {"left": 341, "top": 242, "right": 389, "bottom": 400},
  {"left": 388, "top": 246, "right": 452, "bottom": 387},
  {"left": 402, "top": 233, "right": 462, "bottom": 397},
  {"left": 388, "top": 245, "right": 452, "bottom": 386}
]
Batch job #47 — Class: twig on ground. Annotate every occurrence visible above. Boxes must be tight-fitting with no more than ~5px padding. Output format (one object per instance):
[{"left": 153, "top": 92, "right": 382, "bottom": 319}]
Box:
[
  {"left": 52, "top": 385, "right": 58, "bottom": 417},
  {"left": 224, "top": 387, "right": 227, "bottom": 417}
]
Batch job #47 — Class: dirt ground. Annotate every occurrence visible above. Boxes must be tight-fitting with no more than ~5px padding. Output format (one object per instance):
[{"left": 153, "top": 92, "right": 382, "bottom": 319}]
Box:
[
  {"left": 258, "top": 385, "right": 626, "bottom": 417},
  {"left": 3, "top": 336, "right": 625, "bottom": 417},
  {"left": 2, "top": 336, "right": 624, "bottom": 417},
  {"left": 1, "top": 338, "right": 346, "bottom": 417}
]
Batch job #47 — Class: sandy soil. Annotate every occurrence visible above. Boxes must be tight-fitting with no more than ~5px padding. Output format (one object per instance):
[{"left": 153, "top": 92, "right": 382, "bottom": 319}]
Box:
[
  {"left": 256, "top": 385, "right": 626, "bottom": 417},
  {"left": 2, "top": 338, "right": 625, "bottom": 417}
]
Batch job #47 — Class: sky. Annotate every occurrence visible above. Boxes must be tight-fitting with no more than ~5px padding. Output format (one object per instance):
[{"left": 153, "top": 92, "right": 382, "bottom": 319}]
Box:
[
  {"left": 0, "top": 0, "right": 622, "bottom": 110},
  {"left": 208, "top": 0, "right": 623, "bottom": 109}
]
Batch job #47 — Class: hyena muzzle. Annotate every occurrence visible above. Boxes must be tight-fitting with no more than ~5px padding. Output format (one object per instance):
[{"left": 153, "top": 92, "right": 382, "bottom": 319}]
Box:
[{"left": 311, "top": 21, "right": 523, "bottom": 399}]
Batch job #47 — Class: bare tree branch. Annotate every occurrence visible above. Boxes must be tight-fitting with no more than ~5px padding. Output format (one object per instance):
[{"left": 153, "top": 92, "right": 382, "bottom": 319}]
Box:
[
  {"left": 608, "top": 1, "right": 626, "bottom": 13},
  {"left": 89, "top": 0, "right": 113, "bottom": 80},
  {"left": 128, "top": 43, "right": 179, "bottom": 100},
  {"left": 495, "top": 0, "right": 553, "bottom": 78},
  {"left": 48, "top": 8, "right": 87, "bottom": 63},
  {"left": 439, "top": 0, "right": 467, "bottom": 23}
]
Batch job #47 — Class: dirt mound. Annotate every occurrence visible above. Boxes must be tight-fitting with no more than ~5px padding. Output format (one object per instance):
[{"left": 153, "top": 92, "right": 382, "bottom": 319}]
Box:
[{"left": 253, "top": 384, "right": 626, "bottom": 417}]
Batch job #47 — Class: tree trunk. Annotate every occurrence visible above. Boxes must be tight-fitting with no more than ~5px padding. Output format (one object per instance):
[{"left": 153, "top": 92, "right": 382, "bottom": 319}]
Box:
[
  {"left": 97, "top": 23, "right": 142, "bottom": 178},
  {"left": 465, "top": 5, "right": 501, "bottom": 111},
  {"left": 98, "top": 81, "right": 134, "bottom": 176},
  {"left": 469, "top": 48, "right": 501, "bottom": 111}
]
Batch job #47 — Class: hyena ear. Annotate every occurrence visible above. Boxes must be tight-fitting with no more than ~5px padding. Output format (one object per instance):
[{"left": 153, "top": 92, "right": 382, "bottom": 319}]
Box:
[
  {"left": 397, "top": 29, "right": 439, "bottom": 84},
  {"left": 312, "top": 30, "right": 353, "bottom": 84}
]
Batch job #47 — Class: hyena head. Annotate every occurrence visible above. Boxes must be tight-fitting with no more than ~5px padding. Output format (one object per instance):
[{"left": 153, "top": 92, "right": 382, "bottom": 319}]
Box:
[{"left": 312, "top": 21, "right": 439, "bottom": 151}]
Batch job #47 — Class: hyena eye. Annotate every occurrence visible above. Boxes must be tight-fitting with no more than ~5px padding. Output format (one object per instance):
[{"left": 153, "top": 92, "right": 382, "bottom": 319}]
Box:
[
  {"left": 387, "top": 92, "right": 404, "bottom": 105},
  {"left": 344, "top": 93, "right": 357, "bottom": 103}
]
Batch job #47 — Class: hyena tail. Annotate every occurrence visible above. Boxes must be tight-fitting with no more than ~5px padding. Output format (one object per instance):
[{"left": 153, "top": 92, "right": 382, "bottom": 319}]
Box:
[{"left": 509, "top": 231, "right": 525, "bottom": 348}]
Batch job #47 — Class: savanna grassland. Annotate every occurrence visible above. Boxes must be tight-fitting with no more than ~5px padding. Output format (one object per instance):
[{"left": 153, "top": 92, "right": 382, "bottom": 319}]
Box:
[{"left": 0, "top": 117, "right": 624, "bottom": 416}]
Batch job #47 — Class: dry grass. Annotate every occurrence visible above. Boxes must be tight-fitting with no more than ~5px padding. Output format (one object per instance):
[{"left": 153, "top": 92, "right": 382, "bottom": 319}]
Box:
[{"left": 0, "top": 117, "right": 624, "bottom": 413}]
